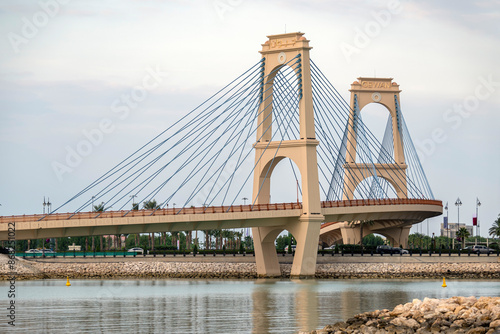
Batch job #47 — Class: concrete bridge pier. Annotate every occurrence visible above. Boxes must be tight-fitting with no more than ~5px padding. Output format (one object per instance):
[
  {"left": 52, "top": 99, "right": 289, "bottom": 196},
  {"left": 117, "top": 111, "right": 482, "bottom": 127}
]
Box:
[
  {"left": 252, "top": 226, "right": 282, "bottom": 277},
  {"left": 287, "top": 216, "right": 324, "bottom": 278},
  {"left": 252, "top": 214, "right": 324, "bottom": 278},
  {"left": 379, "top": 226, "right": 411, "bottom": 248}
]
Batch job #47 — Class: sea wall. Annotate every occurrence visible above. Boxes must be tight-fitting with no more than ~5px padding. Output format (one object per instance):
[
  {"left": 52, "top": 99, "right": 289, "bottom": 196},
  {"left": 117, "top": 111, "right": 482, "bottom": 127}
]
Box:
[{"left": 1, "top": 255, "right": 499, "bottom": 280}]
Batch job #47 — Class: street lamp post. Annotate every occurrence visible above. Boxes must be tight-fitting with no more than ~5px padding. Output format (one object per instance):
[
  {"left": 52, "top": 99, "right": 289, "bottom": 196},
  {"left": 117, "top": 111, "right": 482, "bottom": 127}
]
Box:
[
  {"left": 444, "top": 202, "right": 449, "bottom": 248},
  {"left": 130, "top": 195, "right": 137, "bottom": 210},
  {"left": 455, "top": 198, "right": 462, "bottom": 245},
  {"left": 476, "top": 198, "right": 481, "bottom": 237},
  {"left": 455, "top": 198, "right": 462, "bottom": 224},
  {"left": 43, "top": 197, "right": 47, "bottom": 214},
  {"left": 91, "top": 196, "right": 96, "bottom": 212}
]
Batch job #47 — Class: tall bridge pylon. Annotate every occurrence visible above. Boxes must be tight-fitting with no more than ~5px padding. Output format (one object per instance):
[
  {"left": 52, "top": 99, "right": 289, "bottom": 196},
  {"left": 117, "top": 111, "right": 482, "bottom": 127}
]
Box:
[{"left": 252, "top": 33, "right": 324, "bottom": 277}]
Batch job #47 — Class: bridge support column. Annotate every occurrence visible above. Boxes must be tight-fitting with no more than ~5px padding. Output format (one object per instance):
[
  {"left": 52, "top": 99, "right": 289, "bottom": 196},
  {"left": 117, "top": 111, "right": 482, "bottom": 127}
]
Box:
[
  {"left": 382, "top": 226, "right": 411, "bottom": 248},
  {"left": 340, "top": 224, "right": 360, "bottom": 245},
  {"left": 252, "top": 226, "right": 282, "bottom": 277},
  {"left": 288, "top": 216, "right": 323, "bottom": 278}
]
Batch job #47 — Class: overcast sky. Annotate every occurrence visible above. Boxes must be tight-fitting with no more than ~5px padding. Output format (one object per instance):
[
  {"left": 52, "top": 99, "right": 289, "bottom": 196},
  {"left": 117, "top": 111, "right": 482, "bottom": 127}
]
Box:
[{"left": 1, "top": 0, "right": 499, "bottom": 238}]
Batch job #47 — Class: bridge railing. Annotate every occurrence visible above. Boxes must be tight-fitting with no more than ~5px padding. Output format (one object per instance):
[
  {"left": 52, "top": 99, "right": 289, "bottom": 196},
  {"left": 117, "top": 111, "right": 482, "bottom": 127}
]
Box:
[
  {"left": 0, "top": 199, "right": 440, "bottom": 223},
  {"left": 321, "top": 198, "right": 442, "bottom": 208}
]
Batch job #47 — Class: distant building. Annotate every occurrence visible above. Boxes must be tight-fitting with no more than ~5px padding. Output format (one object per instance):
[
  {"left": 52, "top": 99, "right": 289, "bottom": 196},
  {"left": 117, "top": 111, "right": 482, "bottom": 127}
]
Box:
[{"left": 440, "top": 223, "right": 473, "bottom": 238}]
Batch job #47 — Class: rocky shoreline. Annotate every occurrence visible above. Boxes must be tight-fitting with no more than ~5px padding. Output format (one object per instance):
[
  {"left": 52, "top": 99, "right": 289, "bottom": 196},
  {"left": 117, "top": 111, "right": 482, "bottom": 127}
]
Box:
[
  {"left": 306, "top": 296, "right": 500, "bottom": 334},
  {"left": 1, "top": 255, "right": 499, "bottom": 280}
]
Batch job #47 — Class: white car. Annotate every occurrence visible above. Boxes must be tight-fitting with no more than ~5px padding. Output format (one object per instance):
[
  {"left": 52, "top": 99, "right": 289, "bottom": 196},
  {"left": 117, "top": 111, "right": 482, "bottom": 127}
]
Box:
[
  {"left": 25, "top": 249, "right": 39, "bottom": 253},
  {"left": 127, "top": 247, "right": 144, "bottom": 254}
]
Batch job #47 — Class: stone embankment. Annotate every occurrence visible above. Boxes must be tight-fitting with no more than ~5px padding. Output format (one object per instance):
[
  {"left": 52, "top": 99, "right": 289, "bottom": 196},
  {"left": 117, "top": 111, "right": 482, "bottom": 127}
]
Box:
[
  {"left": 307, "top": 296, "right": 500, "bottom": 334},
  {"left": 1, "top": 255, "right": 499, "bottom": 280}
]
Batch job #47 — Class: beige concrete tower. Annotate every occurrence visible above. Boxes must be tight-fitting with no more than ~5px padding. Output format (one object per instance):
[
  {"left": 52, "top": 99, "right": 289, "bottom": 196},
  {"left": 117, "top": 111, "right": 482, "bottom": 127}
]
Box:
[
  {"left": 343, "top": 77, "right": 408, "bottom": 199},
  {"left": 251, "top": 32, "right": 324, "bottom": 277}
]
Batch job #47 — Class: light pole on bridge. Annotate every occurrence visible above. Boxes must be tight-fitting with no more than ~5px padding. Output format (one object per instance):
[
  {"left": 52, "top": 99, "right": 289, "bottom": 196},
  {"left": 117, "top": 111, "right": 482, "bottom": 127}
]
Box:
[{"left": 130, "top": 195, "right": 137, "bottom": 210}]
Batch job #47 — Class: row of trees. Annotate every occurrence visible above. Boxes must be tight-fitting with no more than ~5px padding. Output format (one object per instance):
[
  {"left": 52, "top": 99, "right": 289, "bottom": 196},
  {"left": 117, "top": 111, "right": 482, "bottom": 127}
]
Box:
[
  {"left": 13, "top": 230, "right": 253, "bottom": 253},
  {"left": 11, "top": 213, "right": 500, "bottom": 252}
]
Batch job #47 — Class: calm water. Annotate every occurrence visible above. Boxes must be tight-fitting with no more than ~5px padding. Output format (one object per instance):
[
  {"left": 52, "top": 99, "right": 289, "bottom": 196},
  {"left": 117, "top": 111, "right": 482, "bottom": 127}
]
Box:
[{"left": 1, "top": 279, "right": 499, "bottom": 333}]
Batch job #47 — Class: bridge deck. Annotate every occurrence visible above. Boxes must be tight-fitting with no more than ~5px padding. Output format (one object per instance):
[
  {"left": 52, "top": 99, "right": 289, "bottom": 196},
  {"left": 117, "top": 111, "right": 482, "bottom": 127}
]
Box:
[
  {"left": 0, "top": 199, "right": 441, "bottom": 223},
  {"left": 0, "top": 199, "right": 442, "bottom": 241}
]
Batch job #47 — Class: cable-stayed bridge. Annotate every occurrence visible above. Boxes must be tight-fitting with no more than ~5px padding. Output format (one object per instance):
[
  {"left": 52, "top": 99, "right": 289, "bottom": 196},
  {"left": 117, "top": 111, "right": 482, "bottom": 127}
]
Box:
[{"left": 0, "top": 33, "right": 442, "bottom": 277}]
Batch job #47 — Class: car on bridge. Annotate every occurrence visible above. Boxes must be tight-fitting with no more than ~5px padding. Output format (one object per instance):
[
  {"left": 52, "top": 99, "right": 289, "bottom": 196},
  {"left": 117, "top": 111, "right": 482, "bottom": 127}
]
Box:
[
  {"left": 376, "top": 245, "right": 408, "bottom": 254},
  {"left": 471, "top": 245, "right": 495, "bottom": 254}
]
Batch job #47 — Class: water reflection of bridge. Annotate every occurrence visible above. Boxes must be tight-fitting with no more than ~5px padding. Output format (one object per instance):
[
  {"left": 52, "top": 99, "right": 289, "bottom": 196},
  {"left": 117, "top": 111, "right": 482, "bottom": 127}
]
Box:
[{"left": 251, "top": 279, "right": 411, "bottom": 333}]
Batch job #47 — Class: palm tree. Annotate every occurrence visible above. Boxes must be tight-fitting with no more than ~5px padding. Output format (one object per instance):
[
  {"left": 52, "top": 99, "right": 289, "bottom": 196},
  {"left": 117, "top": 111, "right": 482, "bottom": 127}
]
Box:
[
  {"left": 182, "top": 231, "right": 191, "bottom": 250},
  {"left": 143, "top": 199, "right": 160, "bottom": 210},
  {"left": 456, "top": 227, "right": 470, "bottom": 249},
  {"left": 489, "top": 215, "right": 500, "bottom": 239},
  {"left": 348, "top": 220, "right": 374, "bottom": 247},
  {"left": 213, "top": 229, "right": 221, "bottom": 249},
  {"left": 234, "top": 231, "right": 243, "bottom": 250},
  {"left": 171, "top": 231, "right": 178, "bottom": 249},
  {"left": 93, "top": 202, "right": 105, "bottom": 212},
  {"left": 222, "top": 230, "right": 232, "bottom": 249}
]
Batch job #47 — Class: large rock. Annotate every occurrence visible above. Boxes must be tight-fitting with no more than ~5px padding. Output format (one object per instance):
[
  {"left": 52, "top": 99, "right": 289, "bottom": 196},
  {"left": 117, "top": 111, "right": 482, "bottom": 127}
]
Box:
[{"left": 309, "top": 297, "right": 500, "bottom": 334}]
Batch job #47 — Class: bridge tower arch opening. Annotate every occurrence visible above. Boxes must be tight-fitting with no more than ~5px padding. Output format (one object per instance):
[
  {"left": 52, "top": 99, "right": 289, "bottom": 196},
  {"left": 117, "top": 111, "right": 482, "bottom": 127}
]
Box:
[
  {"left": 252, "top": 33, "right": 324, "bottom": 278},
  {"left": 353, "top": 175, "right": 398, "bottom": 200},
  {"left": 343, "top": 77, "right": 408, "bottom": 200},
  {"left": 354, "top": 103, "right": 390, "bottom": 164},
  {"left": 263, "top": 157, "right": 303, "bottom": 204}
]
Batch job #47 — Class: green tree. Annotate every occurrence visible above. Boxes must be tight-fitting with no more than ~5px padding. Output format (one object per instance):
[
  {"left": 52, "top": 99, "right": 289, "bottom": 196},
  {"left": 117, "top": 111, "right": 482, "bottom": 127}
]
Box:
[
  {"left": 244, "top": 235, "right": 253, "bottom": 250},
  {"left": 362, "top": 234, "right": 385, "bottom": 247},
  {"left": 456, "top": 227, "right": 470, "bottom": 249},
  {"left": 132, "top": 203, "right": 139, "bottom": 210},
  {"left": 348, "top": 220, "right": 374, "bottom": 248},
  {"left": 489, "top": 215, "right": 500, "bottom": 239},
  {"left": 234, "top": 230, "right": 243, "bottom": 250},
  {"left": 126, "top": 234, "right": 138, "bottom": 249},
  {"left": 93, "top": 202, "right": 105, "bottom": 212},
  {"left": 143, "top": 199, "right": 160, "bottom": 210}
]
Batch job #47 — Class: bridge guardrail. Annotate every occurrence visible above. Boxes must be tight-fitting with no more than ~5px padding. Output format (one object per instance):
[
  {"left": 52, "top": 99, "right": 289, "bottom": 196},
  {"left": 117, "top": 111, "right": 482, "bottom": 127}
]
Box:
[{"left": 0, "top": 198, "right": 441, "bottom": 223}]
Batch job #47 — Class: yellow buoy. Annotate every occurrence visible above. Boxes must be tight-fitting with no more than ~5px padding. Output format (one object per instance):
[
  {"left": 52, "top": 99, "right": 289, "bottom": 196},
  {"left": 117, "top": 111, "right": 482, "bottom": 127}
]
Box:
[
  {"left": 442, "top": 277, "right": 447, "bottom": 287},
  {"left": 66, "top": 276, "right": 71, "bottom": 286}
]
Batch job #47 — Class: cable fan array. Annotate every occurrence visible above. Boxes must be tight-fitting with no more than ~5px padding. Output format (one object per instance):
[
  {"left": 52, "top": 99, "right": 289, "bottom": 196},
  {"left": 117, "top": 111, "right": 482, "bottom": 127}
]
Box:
[{"left": 50, "top": 55, "right": 434, "bottom": 217}]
